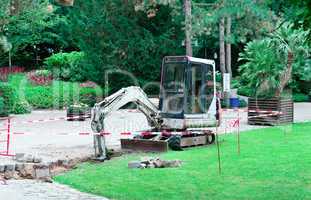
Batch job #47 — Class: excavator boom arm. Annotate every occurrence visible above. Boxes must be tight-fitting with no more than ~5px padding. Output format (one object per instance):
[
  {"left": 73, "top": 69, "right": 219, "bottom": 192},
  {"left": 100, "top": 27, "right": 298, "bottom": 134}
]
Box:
[{"left": 91, "top": 86, "right": 162, "bottom": 133}]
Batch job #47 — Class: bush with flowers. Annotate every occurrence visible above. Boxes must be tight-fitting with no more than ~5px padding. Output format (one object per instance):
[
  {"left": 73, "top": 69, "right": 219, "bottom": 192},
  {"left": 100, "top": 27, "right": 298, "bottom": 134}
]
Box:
[{"left": 27, "top": 70, "right": 53, "bottom": 85}]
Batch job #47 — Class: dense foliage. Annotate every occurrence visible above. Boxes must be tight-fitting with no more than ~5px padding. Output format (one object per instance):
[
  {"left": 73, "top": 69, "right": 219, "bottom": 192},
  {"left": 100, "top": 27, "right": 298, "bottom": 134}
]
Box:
[
  {"left": 44, "top": 51, "right": 85, "bottom": 82},
  {"left": 238, "top": 23, "right": 310, "bottom": 98},
  {"left": 0, "top": 82, "right": 16, "bottom": 113},
  {"left": 1, "top": 0, "right": 311, "bottom": 112},
  {"left": 65, "top": 0, "right": 184, "bottom": 93},
  {"left": 0, "top": 96, "right": 8, "bottom": 117},
  {"left": 27, "top": 69, "right": 53, "bottom": 85},
  {"left": 0, "top": 0, "right": 71, "bottom": 67},
  {"left": 13, "top": 74, "right": 103, "bottom": 108}
]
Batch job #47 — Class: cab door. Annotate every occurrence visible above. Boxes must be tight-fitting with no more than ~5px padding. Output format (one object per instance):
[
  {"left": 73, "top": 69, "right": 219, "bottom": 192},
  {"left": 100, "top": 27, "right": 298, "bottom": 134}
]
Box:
[
  {"left": 185, "top": 62, "right": 206, "bottom": 114},
  {"left": 159, "top": 62, "right": 186, "bottom": 118}
]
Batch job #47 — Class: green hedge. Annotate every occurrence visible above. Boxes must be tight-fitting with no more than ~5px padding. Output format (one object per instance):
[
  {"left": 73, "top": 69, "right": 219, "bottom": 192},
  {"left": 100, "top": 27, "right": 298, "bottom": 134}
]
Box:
[
  {"left": 44, "top": 51, "right": 86, "bottom": 82},
  {"left": 8, "top": 74, "right": 103, "bottom": 110},
  {"left": 12, "top": 100, "right": 32, "bottom": 114},
  {"left": 0, "top": 97, "right": 9, "bottom": 117},
  {"left": 293, "top": 93, "right": 309, "bottom": 102},
  {"left": 0, "top": 82, "right": 16, "bottom": 113}
]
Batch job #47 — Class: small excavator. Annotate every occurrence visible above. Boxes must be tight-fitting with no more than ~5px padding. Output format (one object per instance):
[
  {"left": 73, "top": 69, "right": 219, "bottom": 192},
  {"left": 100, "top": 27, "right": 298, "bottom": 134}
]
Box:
[{"left": 91, "top": 56, "right": 220, "bottom": 159}]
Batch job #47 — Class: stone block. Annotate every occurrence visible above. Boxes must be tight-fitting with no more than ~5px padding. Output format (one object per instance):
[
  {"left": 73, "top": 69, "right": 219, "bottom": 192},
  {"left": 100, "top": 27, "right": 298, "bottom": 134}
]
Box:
[
  {"left": 128, "top": 161, "right": 141, "bottom": 169},
  {"left": 15, "top": 163, "right": 24, "bottom": 172},
  {"left": 35, "top": 167, "right": 50, "bottom": 179},
  {"left": 0, "top": 165, "right": 5, "bottom": 173},
  {"left": 19, "top": 163, "right": 35, "bottom": 178},
  {"left": 5, "top": 164, "right": 15, "bottom": 171}
]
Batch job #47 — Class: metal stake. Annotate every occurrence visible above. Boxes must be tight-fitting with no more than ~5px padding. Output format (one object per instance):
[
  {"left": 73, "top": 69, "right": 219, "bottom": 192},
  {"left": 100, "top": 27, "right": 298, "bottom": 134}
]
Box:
[{"left": 216, "top": 125, "right": 221, "bottom": 174}]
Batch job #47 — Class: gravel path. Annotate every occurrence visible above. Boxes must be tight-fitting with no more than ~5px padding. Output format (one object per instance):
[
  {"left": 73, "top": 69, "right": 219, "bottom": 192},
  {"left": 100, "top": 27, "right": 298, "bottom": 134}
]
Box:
[{"left": 0, "top": 180, "right": 107, "bottom": 200}]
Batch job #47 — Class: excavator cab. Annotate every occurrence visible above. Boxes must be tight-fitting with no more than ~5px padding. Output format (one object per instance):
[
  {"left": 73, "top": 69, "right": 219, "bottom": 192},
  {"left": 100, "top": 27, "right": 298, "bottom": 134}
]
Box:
[{"left": 159, "top": 56, "right": 217, "bottom": 130}]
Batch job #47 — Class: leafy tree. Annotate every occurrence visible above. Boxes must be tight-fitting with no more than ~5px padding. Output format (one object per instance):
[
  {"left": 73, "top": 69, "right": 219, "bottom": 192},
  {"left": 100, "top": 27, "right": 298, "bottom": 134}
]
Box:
[
  {"left": 0, "top": 0, "right": 70, "bottom": 67},
  {"left": 239, "top": 22, "right": 310, "bottom": 98},
  {"left": 67, "top": 0, "right": 184, "bottom": 93}
]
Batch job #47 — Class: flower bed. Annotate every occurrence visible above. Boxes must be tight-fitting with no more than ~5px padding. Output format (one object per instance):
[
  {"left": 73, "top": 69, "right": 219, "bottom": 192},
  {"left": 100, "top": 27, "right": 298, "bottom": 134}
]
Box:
[
  {"left": 27, "top": 70, "right": 53, "bottom": 85},
  {"left": 0, "top": 66, "right": 25, "bottom": 81}
]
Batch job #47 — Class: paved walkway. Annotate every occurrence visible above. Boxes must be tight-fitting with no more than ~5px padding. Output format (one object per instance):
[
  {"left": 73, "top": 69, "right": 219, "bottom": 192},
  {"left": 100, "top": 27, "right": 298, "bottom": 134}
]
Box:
[{"left": 0, "top": 180, "right": 107, "bottom": 200}]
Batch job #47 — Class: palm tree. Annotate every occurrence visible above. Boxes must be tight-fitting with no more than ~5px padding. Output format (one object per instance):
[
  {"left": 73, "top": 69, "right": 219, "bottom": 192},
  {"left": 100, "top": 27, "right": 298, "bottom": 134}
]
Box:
[{"left": 270, "top": 23, "right": 309, "bottom": 97}]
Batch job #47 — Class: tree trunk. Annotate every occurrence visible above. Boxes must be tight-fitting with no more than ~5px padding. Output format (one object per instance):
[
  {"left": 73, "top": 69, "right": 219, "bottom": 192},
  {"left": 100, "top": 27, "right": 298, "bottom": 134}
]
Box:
[
  {"left": 10, "top": 0, "right": 19, "bottom": 15},
  {"left": 57, "top": 0, "right": 74, "bottom": 6},
  {"left": 219, "top": 17, "right": 230, "bottom": 107},
  {"left": 226, "top": 16, "right": 232, "bottom": 77},
  {"left": 184, "top": 0, "right": 192, "bottom": 56},
  {"left": 219, "top": 17, "right": 226, "bottom": 74},
  {"left": 275, "top": 51, "right": 293, "bottom": 97}
]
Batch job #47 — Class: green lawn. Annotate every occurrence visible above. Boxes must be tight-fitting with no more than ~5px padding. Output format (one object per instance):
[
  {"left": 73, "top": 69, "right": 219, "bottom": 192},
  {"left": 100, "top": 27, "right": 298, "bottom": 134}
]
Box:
[{"left": 54, "top": 123, "right": 311, "bottom": 200}]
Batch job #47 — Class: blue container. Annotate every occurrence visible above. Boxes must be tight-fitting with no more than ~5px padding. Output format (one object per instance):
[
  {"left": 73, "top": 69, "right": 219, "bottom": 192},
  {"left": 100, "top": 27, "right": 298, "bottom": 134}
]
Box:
[{"left": 230, "top": 98, "right": 240, "bottom": 108}]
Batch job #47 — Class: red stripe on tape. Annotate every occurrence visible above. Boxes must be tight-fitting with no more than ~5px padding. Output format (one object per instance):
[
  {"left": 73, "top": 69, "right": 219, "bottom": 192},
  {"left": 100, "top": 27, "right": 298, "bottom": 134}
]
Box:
[
  {"left": 13, "top": 132, "right": 25, "bottom": 135},
  {"left": 58, "top": 133, "right": 69, "bottom": 135},
  {"left": 79, "top": 132, "right": 91, "bottom": 135},
  {"left": 142, "top": 131, "right": 153, "bottom": 136},
  {"left": 100, "top": 132, "right": 111, "bottom": 136},
  {"left": 120, "top": 132, "right": 132, "bottom": 135}
]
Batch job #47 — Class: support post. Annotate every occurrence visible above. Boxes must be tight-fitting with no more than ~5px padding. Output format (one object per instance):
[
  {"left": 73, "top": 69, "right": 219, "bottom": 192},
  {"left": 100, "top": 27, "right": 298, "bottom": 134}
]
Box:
[
  {"left": 6, "top": 118, "right": 10, "bottom": 155},
  {"left": 237, "top": 110, "right": 240, "bottom": 155},
  {"left": 215, "top": 126, "right": 221, "bottom": 174}
]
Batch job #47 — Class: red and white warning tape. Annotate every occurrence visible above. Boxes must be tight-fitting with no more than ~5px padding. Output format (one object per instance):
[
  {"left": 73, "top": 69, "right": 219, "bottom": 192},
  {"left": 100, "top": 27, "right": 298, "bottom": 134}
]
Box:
[{"left": 0, "top": 115, "right": 90, "bottom": 126}]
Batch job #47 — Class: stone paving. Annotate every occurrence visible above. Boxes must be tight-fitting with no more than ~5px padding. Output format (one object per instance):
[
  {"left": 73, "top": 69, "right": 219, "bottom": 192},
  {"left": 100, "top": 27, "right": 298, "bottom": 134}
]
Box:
[{"left": 0, "top": 180, "right": 107, "bottom": 200}]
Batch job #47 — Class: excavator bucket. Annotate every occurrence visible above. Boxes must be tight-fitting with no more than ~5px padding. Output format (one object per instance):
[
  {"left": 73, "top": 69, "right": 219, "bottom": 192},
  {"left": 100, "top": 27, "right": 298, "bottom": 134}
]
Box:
[{"left": 121, "top": 139, "right": 168, "bottom": 152}]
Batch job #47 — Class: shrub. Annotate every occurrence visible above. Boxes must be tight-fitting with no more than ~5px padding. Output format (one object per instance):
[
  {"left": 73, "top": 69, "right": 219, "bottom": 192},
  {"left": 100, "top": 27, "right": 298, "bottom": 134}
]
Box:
[
  {"left": 80, "top": 81, "right": 98, "bottom": 88},
  {"left": 79, "top": 87, "right": 102, "bottom": 106},
  {"left": 293, "top": 93, "right": 309, "bottom": 102},
  {"left": 67, "top": 103, "right": 89, "bottom": 115},
  {"left": 27, "top": 70, "right": 53, "bottom": 85},
  {"left": 8, "top": 74, "right": 104, "bottom": 110},
  {"left": 44, "top": 51, "right": 86, "bottom": 82},
  {"left": 238, "top": 98, "right": 248, "bottom": 108},
  {"left": 238, "top": 23, "right": 309, "bottom": 98},
  {"left": 237, "top": 86, "right": 253, "bottom": 97},
  {"left": 12, "top": 100, "right": 32, "bottom": 114},
  {"left": 0, "top": 83, "right": 16, "bottom": 113},
  {"left": 25, "top": 86, "right": 54, "bottom": 109},
  {"left": 0, "top": 97, "right": 9, "bottom": 117}
]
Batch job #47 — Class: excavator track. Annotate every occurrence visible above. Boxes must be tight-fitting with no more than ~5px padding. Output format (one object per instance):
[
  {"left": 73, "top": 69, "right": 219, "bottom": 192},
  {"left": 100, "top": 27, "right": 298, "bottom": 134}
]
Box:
[{"left": 121, "top": 130, "right": 215, "bottom": 152}]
